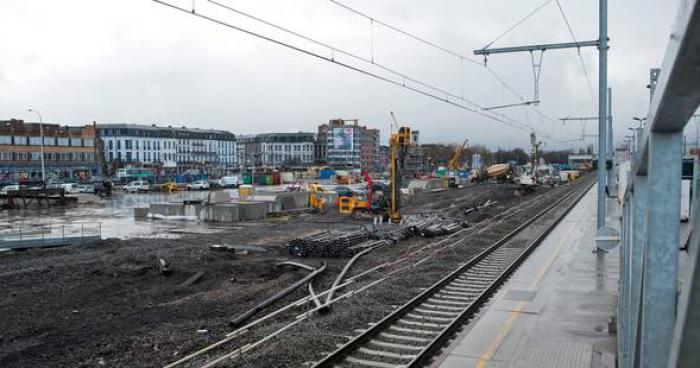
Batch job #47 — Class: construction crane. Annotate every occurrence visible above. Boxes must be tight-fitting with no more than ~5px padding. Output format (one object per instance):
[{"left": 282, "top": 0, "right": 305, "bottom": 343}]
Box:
[
  {"left": 388, "top": 112, "right": 411, "bottom": 223},
  {"left": 447, "top": 138, "right": 469, "bottom": 188},
  {"left": 448, "top": 138, "right": 469, "bottom": 170}
]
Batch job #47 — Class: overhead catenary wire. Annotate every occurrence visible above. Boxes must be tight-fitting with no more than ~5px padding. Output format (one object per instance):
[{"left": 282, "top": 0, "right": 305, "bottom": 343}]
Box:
[
  {"left": 480, "top": 0, "right": 553, "bottom": 50},
  {"left": 554, "top": 0, "right": 597, "bottom": 110},
  {"left": 328, "top": 0, "right": 483, "bottom": 66},
  {"left": 155, "top": 0, "right": 563, "bottom": 141},
  {"left": 327, "top": 0, "right": 565, "bottom": 131},
  {"left": 205, "top": 0, "right": 527, "bottom": 127}
]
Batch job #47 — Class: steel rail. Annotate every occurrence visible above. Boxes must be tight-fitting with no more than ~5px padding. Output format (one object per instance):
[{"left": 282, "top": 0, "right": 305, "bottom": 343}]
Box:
[
  {"left": 312, "top": 178, "right": 594, "bottom": 367},
  {"left": 163, "top": 178, "right": 589, "bottom": 368}
]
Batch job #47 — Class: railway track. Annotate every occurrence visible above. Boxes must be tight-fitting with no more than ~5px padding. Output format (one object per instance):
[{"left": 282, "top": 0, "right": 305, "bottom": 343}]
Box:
[{"left": 312, "top": 179, "right": 594, "bottom": 368}]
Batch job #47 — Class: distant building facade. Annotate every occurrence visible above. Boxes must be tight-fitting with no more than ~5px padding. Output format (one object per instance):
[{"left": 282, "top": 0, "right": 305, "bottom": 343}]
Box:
[
  {"left": 97, "top": 123, "right": 236, "bottom": 174},
  {"left": 404, "top": 130, "right": 423, "bottom": 177},
  {"left": 316, "top": 119, "right": 380, "bottom": 171},
  {"left": 0, "top": 119, "right": 100, "bottom": 182},
  {"left": 237, "top": 132, "right": 315, "bottom": 169}
]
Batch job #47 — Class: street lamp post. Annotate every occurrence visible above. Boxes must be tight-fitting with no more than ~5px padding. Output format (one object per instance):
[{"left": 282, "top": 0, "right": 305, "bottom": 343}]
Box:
[{"left": 28, "top": 108, "right": 46, "bottom": 182}]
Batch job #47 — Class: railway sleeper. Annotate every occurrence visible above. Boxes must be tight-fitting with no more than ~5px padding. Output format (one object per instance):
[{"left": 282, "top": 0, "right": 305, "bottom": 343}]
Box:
[
  {"left": 397, "top": 318, "right": 446, "bottom": 329},
  {"left": 369, "top": 339, "right": 424, "bottom": 351},
  {"left": 427, "top": 297, "right": 470, "bottom": 307},
  {"left": 389, "top": 325, "right": 438, "bottom": 336},
  {"left": 443, "top": 285, "right": 481, "bottom": 293},
  {"left": 420, "top": 302, "right": 465, "bottom": 312},
  {"left": 379, "top": 332, "right": 431, "bottom": 344},
  {"left": 438, "top": 289, "right": 478, "bottom": 298},
  {"left": 405, "top": 312, "right": 452, "bottom": 323},
  {"left": 448, "top": 278, "right": 484, "bottom": 286},
  {"left": 344, "top": 355, "right": 408, "bottom": 368},
  {"left": 434, "top": 293, "right": 475, "bottom": 302},
  {"left": 414, "top": 307, "right": 461, "bottom": 317},
  {"left": 457, "top": 276, "right": 494, "bottom": 283},
  {"left": 356, "top": 347, "right": 416, "bottom": 361}
]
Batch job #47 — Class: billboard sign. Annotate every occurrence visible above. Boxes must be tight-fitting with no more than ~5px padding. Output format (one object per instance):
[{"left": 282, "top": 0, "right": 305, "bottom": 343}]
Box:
[{"left": 333, "top": 127, "right": 353, "bottom": 150}]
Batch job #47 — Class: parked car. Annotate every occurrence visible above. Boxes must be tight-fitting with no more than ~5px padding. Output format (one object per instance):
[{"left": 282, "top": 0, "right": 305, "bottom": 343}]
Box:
[
  {"left": 219, "top": 176, "right": 240, "bottom": 188},
  {"left": 125, "top": 180, "right": 150, "bottom": 193},
  {"left": 187, "top": 180, "right": 210, "bottom": 191},
  {"left": 0, "top": 184, "right": 20, "bottom": 195}
]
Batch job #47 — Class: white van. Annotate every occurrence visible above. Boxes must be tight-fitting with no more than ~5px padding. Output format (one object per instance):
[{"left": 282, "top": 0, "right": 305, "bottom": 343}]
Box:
[
  {"left": 220, "top": 176, "right": 240, "bottom": 188},
  {"left": 125, "top": 180, "right": 150, "bottom": 193},
  {"left": 61, "top": 183, "right": 81, "bottom": 193}
]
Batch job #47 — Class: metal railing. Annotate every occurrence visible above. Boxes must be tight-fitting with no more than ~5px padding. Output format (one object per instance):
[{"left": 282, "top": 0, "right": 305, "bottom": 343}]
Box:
[
  {"left": 617, "top": 2, "right": 700, "bottom": 367},
  {"left": 0, "top": 222, "right": 102, "bottom": 249}
]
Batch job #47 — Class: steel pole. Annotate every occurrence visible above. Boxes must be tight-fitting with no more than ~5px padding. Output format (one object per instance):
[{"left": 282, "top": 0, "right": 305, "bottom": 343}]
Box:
[
  {"left": 597, "top": 0, "right": 608, "bottom": 229},
  {"left": 29, "top": 109, "right": 46, "bottom": 182},
  {"left": 607, "top": 88, "right": 614, "bottom": 196}
]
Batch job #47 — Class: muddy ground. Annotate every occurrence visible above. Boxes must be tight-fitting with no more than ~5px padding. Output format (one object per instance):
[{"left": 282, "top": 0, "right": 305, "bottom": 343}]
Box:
[{"left": 0, "top": 179, "right": 590, "bottom": 368}]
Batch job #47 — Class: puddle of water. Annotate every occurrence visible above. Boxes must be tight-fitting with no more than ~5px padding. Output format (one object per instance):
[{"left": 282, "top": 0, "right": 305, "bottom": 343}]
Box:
[{"left": 0, "top": 192, "right": 223, "bottom": 239}]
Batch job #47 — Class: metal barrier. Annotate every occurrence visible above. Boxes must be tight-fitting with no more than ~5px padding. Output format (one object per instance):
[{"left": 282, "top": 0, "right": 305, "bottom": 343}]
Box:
[
  {"left": 0, "top": 222, "right": 102, "bottom": 249},
  {"left": 617, "top": 2, "right": 700, "bottom": 367}
]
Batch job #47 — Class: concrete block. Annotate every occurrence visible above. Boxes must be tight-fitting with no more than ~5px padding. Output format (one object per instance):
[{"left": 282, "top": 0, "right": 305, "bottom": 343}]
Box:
[
  {"left": 201, "top": 204, "right": 239, "bottom": 222},
  {"left": 277, "top": 192, "right": 310, "bottom": 209},
  {"left": 207, "top": 190, "right": 232, "bottom": 204},
  {"left": 150, "top": 203, "right": 185, "bottom": 217},
  {"left": 134, "top": 207, "right": 150, "bottom": 218},
  {"left": 237, "top": 201, "right": 268, "bottom": 220}
]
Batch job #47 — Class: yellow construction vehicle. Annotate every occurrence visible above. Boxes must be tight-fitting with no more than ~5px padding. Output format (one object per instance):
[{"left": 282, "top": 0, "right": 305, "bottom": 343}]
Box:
[{"left": 308, "top": 183, "right": 327, "bottom": 209}]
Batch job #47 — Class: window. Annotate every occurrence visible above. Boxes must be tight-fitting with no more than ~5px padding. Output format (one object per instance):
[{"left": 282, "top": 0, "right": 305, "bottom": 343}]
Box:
[
  {"left": 57, "top": 138, "right": 69, "bottom": 146},
  {"left": 85, "top": 153, "right": 94, "bottom": 161},
  {"left": 17, "top": 152, "right": 27, "bottom": 160},
  {"left": 116, "top": 140, "right": 121, "bottom": 150},
  {"left": 60, "top": 153, "right": 70, "bottom": 161},
  {"left": 135, "top": 140, "right": 139, "bottom": 150},
  {"left": 125, "top": 140, "right": 132, "bottom": 149},
  {"left": 0, "top": 152, "right": 12, "bottom": 160},
  {"left": 0, "top": 135, "right": 11, "bottom": 144},
  {"left": 14, "top": 136, "right": 27, "bottom": 145},
  {"left": 43, "top": 137, "right": 55, "bottom": 146},
  {"left": 83, "top": 138, "right": 94, "bottom": 147},
  {"left": 29, "top": 136, "right": 43, "bottom": 145},
  {"left": 70, "top": 138, "right": 82, "bottom": 147},
  {"left": 30, "top": 152, "right": 42, "bottom": 160}
]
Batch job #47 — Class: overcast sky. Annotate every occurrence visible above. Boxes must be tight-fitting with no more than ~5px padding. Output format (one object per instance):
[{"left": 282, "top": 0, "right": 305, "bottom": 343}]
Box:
[{"left": 0, "top": 0, "right": 684, "bottom": 150}]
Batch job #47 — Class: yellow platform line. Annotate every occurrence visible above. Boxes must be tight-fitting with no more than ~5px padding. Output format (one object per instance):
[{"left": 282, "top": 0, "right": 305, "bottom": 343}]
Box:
[{"left": 474, "top": 209, "right": 582, "bottom": 368}]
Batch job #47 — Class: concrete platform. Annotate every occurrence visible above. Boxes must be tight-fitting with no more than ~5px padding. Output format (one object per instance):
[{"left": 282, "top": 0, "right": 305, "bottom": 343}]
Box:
[{"left": 435, "top": 185, "right": 619, "bottom": 368}]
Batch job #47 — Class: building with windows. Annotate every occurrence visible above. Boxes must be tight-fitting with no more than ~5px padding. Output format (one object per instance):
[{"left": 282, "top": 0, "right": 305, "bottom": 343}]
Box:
[
  {"left": 237, "top": 132, "right": 315, "bottom": 170},
  {"left": 97, "top": 124, "right": 236, "bottom": 175},
  {"left": 0, "top": 119, "right": 100, "bottom": 183},
  {"left": 316, "top": 119, "right": 380, "bottom": 171}
]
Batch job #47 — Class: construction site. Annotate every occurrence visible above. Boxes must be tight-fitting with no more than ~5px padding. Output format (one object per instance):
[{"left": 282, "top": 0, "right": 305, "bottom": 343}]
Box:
[{"left": 2, "top": 0, "right": 700, "bottom": 368}]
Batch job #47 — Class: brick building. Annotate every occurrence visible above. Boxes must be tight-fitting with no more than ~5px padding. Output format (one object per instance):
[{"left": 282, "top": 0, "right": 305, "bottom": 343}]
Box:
[{"left": 0, "top": 119, "right": 100, "bottom": 183}]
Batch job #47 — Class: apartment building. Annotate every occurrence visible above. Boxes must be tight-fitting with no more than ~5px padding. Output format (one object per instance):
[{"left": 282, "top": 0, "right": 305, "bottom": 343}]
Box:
[
  {"left": 0, "top": 119, "right": 100, "bottom": 182},
  {"left": 98, "top": 124, "right": 236, "bottom": 174},
  {"left": 237, "top": 132, "right": 315, "bottom": 169},
  {"left": 316, "top": 119, "right": 380, "bottom": 171}
]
